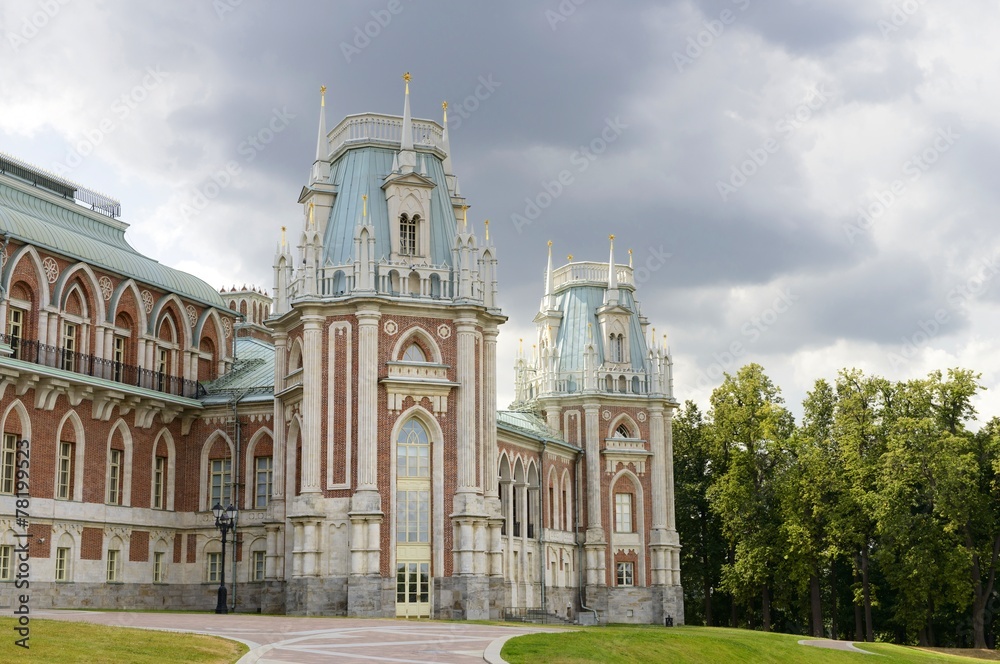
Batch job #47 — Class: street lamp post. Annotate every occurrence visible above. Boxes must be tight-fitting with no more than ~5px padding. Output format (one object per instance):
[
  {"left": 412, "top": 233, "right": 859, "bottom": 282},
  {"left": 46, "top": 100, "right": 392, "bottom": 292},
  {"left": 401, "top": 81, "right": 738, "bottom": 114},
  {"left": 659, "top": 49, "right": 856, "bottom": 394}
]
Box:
[{"left": 212, "top": 502, "right": 237, "bottom": 614}]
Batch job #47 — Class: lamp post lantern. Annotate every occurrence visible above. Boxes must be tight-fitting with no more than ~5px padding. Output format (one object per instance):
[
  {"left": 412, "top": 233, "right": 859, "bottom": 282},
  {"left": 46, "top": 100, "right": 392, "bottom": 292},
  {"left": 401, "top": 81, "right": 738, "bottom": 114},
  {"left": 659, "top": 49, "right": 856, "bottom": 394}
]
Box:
[{"left": 212, "top": 502, "right": 237, "bottom": 614}]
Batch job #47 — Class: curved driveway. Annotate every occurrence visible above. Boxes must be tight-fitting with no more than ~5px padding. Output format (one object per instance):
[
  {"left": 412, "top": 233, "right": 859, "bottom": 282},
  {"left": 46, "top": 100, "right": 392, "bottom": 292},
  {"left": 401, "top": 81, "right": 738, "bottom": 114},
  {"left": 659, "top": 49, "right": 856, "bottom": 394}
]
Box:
[{"left": 37, "top": 609, "right": 551, "bottom": 663}]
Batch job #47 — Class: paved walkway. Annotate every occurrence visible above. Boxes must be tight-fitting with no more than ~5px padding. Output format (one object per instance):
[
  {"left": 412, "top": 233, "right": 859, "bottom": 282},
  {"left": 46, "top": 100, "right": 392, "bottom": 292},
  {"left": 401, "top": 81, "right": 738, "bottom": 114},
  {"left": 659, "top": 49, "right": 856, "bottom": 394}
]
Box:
[
  {"left": 798, "top": 639, "right": 875, "bottom": 654},
  {"left": 37, "top": 609, "right": 551, "bottom": 663}
]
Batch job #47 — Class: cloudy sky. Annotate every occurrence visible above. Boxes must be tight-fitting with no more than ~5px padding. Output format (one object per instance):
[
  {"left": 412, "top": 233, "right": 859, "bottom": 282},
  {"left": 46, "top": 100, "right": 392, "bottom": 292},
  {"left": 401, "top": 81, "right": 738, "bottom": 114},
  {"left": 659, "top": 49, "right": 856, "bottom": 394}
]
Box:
[{"left": 2, "top": 0, "right": 999, "bottom": 422}]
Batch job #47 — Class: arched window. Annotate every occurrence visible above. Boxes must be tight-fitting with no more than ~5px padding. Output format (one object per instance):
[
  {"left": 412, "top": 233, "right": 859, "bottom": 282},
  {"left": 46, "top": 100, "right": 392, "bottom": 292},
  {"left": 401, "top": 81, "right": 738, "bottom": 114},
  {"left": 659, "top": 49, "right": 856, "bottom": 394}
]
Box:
[
  {"left": 615, "top": 423, "right": 631, "bottom": 438},
  {"left": 400, "top": 214, "right": 417, "bottom": 256},
  {"left": 609, "top": 333, "right": 625, "bottom": 363},
  {"left": 396, "top": 419, "right": 430, "bottom": 545},
  {"left": 397, "top": 419, "right": 429, "bottom": 478},
  {"left": 402, "top": 343, "right": 426, "bottom": 363}
]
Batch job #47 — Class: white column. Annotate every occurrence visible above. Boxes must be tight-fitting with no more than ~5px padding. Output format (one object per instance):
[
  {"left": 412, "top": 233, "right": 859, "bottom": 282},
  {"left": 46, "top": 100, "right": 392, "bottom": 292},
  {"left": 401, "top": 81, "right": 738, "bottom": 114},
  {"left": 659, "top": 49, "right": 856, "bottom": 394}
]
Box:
[
  {"left": 583, "top": 405, "right": 602, "bottom": 532},
  {"left": 300, "top": 313, "right": 323, "bottom": 493},
  {"left": 455, "top": 317, "right": 477, "bottom": 493},
  {"left": 650, "top": 406, "right": 667, "bottom": 530},
  {"left": 483, "top": 327, "right": 499, "bottom": 497},
  {"left": 355, "top": 307, "right": 380, "bottom": 490}
]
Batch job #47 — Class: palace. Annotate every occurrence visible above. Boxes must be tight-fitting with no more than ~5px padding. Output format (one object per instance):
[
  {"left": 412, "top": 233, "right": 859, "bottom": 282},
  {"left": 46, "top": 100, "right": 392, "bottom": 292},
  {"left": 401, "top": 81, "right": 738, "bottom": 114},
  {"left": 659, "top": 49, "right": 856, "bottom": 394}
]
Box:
[{"left": 0, "top": 78, "right": 682, "bottom": 624}]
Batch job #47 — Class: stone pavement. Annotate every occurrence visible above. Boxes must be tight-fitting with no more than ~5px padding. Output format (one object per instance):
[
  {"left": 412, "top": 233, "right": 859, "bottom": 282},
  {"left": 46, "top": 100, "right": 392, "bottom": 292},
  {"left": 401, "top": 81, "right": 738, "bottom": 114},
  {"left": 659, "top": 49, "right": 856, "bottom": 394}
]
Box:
[
  {"left": 36, "top": 609, "right": 553, "bottom": 663},
  {"left": 798, "top": 639, "right": 875, "bottom": 654}
]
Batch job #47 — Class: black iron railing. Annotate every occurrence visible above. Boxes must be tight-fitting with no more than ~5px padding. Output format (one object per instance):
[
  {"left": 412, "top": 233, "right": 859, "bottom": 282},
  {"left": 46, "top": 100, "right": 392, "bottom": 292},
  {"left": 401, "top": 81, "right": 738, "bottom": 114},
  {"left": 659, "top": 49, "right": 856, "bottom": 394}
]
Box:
[{"left": 2, "top": 334, "right": 204, "bottom": 398}]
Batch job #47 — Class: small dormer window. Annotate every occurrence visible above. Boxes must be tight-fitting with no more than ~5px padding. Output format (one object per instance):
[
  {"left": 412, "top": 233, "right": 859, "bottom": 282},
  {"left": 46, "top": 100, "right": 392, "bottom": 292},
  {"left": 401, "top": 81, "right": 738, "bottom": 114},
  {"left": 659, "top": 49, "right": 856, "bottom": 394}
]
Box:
[
  {"left": 402, "top": 343, "right": 426, "bottom": 363},
  {"left": 609, "top": 333, "right": 625, "bottom": 363},
  {"left": 400, "top": 214, "right": 418, "bottom": 256}
]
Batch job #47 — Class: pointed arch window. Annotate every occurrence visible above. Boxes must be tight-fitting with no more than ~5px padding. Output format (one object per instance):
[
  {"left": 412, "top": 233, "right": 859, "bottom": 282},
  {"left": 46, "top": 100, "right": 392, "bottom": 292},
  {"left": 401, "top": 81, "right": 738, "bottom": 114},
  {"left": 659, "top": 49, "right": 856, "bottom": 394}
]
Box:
[
  {"left": 402, "top": 343, "right": 426, "bottom": 363},
  {"left": 400, "top": 214, "right": 418, "bottom": 256},
  {"left": 614, "top": 423, "right": 632, "bottom": 438},
  {"left": 396, "top": 419, "right": 430, "bottom": 544},
  {"left": 609, "top": 333, "right": 625, "bottom": 363}
]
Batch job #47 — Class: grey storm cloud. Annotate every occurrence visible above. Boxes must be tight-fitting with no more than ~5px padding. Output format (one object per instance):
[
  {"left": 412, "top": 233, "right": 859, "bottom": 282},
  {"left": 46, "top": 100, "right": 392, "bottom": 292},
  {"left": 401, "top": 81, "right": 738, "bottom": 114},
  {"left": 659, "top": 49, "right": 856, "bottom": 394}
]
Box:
[{"left": 3, "top": 0, "right": 1000, "bottom": 418}]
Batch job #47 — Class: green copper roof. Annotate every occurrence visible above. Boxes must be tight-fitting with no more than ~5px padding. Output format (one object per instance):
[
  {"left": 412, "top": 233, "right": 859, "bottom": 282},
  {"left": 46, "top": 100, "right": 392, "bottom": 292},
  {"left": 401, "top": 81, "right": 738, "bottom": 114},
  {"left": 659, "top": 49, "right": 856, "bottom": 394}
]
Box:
[
  {"left": 554, "top": 286, "right": 649, "bottom": 373},
  {"left": 202, "top": 336, "right": 275, "bottom": 403},
  {"left": 322, "top": 147, "right": 457, "bottom": 267},
  {"left": 0, "top": 176, "right": 227, "bottom": 309}
]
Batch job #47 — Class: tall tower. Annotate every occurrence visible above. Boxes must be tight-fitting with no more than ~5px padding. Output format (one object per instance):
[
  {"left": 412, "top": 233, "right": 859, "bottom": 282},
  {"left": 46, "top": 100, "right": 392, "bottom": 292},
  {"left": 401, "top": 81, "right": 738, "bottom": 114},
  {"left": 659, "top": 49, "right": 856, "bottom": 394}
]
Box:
[
  {"left": 269, "top": 77, "right": 505, "bottom": 618},
  {"left": 512, "top": 238, "right": 683, "bottom": 623}
]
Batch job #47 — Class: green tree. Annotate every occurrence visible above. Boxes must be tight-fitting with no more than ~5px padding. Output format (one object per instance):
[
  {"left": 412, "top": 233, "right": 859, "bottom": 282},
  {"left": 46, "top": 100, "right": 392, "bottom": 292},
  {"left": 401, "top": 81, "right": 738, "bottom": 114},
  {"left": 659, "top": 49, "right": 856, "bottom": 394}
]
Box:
[
  {"left": 708, "top": 363, "right": 794, "bottom": 631},
  {"left": 833, "top": 369, "right": 891, "bottom": 642},
  {"left": 780, "top": 379, "right": 846, "bottom": 637},
  {"left": 673, "top": 401, "right": 727, "bottom": 625}
]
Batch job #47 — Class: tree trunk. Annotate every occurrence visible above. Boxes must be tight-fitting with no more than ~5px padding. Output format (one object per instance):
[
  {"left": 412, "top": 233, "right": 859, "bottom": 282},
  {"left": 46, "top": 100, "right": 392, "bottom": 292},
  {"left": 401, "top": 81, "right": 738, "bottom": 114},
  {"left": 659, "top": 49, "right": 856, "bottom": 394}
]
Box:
[
  {"left": 729, "top": 545, "right": 738, "bottom": 628},
  {"left": 853, "top": 559, "right": 863, "bottom": 641},
  {"left": 917, "top": 628, "right": 928, "bottom": 647},
  {"left": 702, "top": 512, "right": 712, "bottom": 626},
  {"left": 830, "top": 567, "right": 839, "bottom": 640},
  {"left": 967, "top": 530, "right": 999, "bottom": 650},
  {"left": 810, "top": 573, "right": 823, "bottom": 637},
  {"left": 762, "top": 585, "right": 772, "bottom": 632},
  {"left": 861, "top": 547, "right": 874, "bottom": 642}
]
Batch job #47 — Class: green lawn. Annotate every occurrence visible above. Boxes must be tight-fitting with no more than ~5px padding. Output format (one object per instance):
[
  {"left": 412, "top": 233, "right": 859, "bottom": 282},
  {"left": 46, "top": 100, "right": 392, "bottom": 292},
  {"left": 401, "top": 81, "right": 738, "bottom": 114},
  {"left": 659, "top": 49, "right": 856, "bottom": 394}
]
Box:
[
  {"left": 502, "top": 625, "right": 991, "bottom": 664},
  {"left": 0, "top": 617, "right": 246, "bottom": 663}
]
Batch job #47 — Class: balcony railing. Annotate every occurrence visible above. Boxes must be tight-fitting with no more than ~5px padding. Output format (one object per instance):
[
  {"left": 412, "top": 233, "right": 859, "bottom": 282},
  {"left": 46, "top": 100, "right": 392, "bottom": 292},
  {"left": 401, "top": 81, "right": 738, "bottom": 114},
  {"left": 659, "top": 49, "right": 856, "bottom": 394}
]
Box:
[{"left": 2, "top": 334, "right": 204, "bottom": 399}]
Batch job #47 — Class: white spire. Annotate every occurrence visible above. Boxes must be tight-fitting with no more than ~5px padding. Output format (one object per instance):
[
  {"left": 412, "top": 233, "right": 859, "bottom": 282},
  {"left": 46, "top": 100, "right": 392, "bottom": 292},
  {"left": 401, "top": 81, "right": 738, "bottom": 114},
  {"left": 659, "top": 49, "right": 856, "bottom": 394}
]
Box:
[
  {"left": 441, "top": 101, "right": 454, "bottom": 174},
  {"left": 316, "top": 85, "right": 327, "bottom": 161},
  {"left": 311, "top": 85, "right": 328, "bottom": 183},
  {"left": 608, "top": 234, "right": 618, "bottom": 290},
  {"left": 401, "top": 72, "right": 413, "bottom": 151},
  {"left": 546, "top": 240, "right": 553, "bottom": 292}
]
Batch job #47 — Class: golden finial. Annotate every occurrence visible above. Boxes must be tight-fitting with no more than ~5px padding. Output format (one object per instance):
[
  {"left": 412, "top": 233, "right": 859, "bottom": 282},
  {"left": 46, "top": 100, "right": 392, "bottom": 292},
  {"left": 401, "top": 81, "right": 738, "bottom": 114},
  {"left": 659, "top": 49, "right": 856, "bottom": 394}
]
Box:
[
  {"left": 461, "top": 205, "right": 468, "bottom": 228},
  {"left": 547, "top": 240, "right": 553, "bottom": 248},
  {"left": 362, "top": 194, "right": 367, "bottom": 218},
  {"left": 609, "top": 234, "right": 615, "bottom": 242},
  {"left": 628, "top": 248, "right": 633, "bottom": 267},
  {"left": 442, "top": 101, "right": 448, "bottom": 111},
  {"left": 519, "top": 337, "right": 523, "bottom": 353},
  {"left": 567, "top": 254, "right": 573, "bottom": 261},
  {"left": 403, "top": 72, "right": 411, "bottom": 94},
  {"left": 320, "top": 85, "right": 327, "bottom": 106},
  {"left": 308, "top": 201, "right": 315, "bottom": 228},
  {"left": 281, "top": 225, "right": 287, "bottom": 246},
  {"left": 484, "top": 219, "right": 490, "bottom": 241}
]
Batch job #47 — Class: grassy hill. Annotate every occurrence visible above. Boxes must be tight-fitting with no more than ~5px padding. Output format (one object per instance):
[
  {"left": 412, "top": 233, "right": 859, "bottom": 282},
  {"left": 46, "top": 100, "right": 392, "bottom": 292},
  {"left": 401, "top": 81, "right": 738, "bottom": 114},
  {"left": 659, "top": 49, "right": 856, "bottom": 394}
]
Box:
[{"left": 502, "top": 625, "right": 993, "bottom": 664}]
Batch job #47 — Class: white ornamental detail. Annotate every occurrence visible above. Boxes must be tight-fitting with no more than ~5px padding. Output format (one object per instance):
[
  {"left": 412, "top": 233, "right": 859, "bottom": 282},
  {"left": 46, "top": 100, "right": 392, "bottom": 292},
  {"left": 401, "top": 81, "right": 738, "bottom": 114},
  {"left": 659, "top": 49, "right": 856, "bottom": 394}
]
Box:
[
  {"left": 141, "top": 290, "right": 154, "bottom": 313},
  {"left": 437, "top": 324, "right": 451, "bottom": 339},
  {"left": 223, "top": 317, "right": 232, "bottom": 338},
  {"left": 602, "top": 409, "right": 612, "bottom": 421},
  {"left": 43, "top": 257, "right": 59, "bottom": 283},
  {"left": 99, "top": 276, "right": 114, "bottom": 301},
  {"left": 0, "top": 248, "right": 7, "bottom": 268},
  {"left": 637, "top": 411, "right": 647, "bottom": 423},
  {"left": 383, "top": 320, "right": 398, "bottom": 335},
  {"left": 186, "top": 305, "right": 197, "bottom": 327}
]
